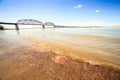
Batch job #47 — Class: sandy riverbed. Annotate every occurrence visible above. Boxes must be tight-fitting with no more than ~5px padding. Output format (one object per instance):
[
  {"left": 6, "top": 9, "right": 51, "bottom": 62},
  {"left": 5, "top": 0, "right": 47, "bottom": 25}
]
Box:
[{"left": 0, "top": 37, "right": 120, "bottom": 80}]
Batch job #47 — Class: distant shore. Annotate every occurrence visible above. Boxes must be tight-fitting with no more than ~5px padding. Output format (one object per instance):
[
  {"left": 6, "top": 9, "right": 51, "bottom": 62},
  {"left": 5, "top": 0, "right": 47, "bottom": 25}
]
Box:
[
  {"left": 0, "top": 24, "right": 120, "bottom": 30},
  {"left": 58, "top": 25, "right": 120, "bottom": 28}
]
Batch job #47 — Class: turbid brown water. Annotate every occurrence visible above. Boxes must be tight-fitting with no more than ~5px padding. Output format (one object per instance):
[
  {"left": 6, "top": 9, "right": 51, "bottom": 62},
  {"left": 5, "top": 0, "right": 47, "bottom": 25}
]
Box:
[{"left": 0, "top": 28, "right": 120, "bottom": 80}]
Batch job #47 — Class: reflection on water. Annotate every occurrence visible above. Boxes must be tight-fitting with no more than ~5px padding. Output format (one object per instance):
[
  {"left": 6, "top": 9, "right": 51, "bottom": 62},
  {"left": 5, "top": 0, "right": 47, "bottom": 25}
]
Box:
[{"left": 0, "top": 27, "right": 120, "bottom": 65}]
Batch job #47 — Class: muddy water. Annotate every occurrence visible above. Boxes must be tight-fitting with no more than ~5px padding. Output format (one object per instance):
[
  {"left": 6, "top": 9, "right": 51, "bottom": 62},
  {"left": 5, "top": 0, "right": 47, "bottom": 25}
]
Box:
[{"left": 0, "top": 27, "right": 120, "bottom": 66}]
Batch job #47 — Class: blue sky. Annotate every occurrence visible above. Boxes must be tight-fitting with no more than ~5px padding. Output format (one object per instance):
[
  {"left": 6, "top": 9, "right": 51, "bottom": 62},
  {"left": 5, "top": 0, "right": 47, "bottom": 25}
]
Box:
[{"left": 0, "top": 0, "right": 120, "bottom": 26}]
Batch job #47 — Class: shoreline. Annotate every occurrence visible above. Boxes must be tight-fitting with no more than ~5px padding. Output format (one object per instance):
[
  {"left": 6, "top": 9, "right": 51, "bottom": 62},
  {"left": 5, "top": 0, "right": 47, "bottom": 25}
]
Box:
[
  {"left": 39, "top": 40, "right": 120, "bottom": 70},
  {"left": 36, "top": 36, "right": 120, "bottom": 70},
  {"left": 0, "top": 36, "right": 120, "bottom": 69}
]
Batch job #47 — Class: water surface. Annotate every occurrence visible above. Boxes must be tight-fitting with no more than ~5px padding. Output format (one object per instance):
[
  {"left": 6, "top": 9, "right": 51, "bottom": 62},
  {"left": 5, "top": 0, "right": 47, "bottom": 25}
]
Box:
[{"left": 0, "top": 27, "right": 120, "bottom": 65}]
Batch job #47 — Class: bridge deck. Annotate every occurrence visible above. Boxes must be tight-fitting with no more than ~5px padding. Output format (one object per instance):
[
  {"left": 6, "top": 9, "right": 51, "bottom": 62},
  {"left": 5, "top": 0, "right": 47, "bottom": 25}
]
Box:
[
  {"left": 0, "top": 22, "right": 16, "bottom": 25},
  {"left": 0, "top": 22, "right": 43, "bottom": 25}
]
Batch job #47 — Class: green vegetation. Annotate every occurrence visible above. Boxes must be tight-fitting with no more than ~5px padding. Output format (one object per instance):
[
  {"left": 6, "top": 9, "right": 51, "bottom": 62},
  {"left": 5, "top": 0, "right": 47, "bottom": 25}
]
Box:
[{"left": 0, "top": 25, "right": 4, "bottom": 30}]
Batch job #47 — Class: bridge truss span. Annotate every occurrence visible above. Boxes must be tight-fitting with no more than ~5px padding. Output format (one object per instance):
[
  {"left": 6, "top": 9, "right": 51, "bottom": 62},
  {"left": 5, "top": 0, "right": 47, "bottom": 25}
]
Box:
[
  {"left": 17, "top": 19, "right": 43, "bottom": 25},
  {"left": 0, "top": 19, "right": 56, "bottom": 30},
  {"left": 44, "top": 22, "right": 55, "bottom": 28}
]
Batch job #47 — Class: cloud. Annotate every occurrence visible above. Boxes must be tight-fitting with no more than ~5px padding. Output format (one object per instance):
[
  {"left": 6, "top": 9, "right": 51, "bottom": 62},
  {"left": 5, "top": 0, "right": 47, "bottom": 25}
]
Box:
[
  {"left": 95, "top": 10, "right": 100, "bottom": 13},
  {"left": 74, "top": 5, "right": 82, "bottom": 9}
]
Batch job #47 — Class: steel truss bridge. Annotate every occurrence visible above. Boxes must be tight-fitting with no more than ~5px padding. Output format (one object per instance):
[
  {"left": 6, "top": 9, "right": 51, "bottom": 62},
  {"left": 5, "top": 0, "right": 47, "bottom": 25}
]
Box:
[{"left": 0, "top": 19, "right": 56, "bottom": 30}]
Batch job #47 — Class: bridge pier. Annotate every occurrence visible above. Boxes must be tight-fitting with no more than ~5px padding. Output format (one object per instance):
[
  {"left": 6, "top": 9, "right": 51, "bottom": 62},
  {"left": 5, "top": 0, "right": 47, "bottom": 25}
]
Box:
[
  {"left": 15, "top": 24, "right": 19, "bottom": 30},
  {"left": 54, "top": 25, "right": 56, "bottom": 28},
  {"left": 42, "top": 25, "right": 45, "bottom": 29}
]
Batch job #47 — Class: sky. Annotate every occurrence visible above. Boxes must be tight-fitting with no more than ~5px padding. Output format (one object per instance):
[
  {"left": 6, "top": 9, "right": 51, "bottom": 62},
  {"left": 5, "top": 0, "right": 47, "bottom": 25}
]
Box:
[{"left": 0, "top": 0, "right": 120, "bottom": 26}]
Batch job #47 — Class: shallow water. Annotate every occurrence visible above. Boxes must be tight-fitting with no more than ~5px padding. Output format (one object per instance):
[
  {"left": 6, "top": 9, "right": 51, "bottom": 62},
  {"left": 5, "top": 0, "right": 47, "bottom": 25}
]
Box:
[{"left": 0, "top": 27, "right": 120, "bottom": 65}]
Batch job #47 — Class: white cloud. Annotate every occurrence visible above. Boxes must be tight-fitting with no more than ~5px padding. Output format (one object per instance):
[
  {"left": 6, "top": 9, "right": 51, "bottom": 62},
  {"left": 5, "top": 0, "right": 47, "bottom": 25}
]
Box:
[
  {"left": 95, "top": 10, "right": 100, "bottom": 13},
  {"left": 74, "top": 5, "right": 82, "bottom": 9}
]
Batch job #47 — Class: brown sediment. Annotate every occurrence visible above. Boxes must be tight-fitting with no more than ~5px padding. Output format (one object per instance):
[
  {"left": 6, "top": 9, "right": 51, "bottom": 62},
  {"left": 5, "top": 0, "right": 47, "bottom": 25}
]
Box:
[{"left": 0, "top": 38, "right": 120, "bottom": 80}]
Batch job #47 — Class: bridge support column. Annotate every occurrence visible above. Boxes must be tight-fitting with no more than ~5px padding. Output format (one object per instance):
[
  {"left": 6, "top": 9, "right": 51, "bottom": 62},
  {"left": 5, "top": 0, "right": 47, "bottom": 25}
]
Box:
[
  {"left": 54, "top": 25, "right": 56, "bottom": 28},
  {"left": 42, "top": 25, "right": 45, "bottom": 29},
  {"left": 15, "top": 24, "right": 19, "bottom": 30}
]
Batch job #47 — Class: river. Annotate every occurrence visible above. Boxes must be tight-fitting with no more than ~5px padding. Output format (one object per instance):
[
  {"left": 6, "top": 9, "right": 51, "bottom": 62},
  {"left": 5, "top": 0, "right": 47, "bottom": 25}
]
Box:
[{"left": 0, "top": 27, "right": 120, "bottom": 66}]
